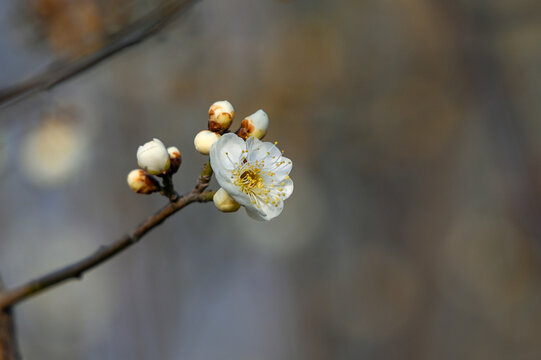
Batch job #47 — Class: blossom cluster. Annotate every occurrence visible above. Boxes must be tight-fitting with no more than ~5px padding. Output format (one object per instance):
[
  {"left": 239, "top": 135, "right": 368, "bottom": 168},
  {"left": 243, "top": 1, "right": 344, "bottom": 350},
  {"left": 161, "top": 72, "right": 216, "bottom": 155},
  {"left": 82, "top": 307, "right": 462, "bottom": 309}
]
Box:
[
  {"left": 127, "top": 101, "right": 293, "bottom": 221},
  {"left": 127, "top": 138, "right": 181, "bottom": 194}
]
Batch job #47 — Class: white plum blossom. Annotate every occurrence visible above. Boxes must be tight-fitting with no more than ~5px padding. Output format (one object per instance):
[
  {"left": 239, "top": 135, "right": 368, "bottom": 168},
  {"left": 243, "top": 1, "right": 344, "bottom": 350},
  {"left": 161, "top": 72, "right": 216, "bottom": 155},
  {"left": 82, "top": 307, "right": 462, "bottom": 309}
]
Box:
[
  {"left": 210, "top": 133, "right": 293, "bottom": 221},
  {"left": 137, "top": 138, "right": 170, "bottom": 175}
]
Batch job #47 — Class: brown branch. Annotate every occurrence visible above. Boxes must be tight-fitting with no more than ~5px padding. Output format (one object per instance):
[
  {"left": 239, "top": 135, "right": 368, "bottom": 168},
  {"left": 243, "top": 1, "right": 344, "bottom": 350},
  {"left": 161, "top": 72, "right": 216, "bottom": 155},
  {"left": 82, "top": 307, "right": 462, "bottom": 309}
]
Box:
[
  {"left": 0, "top": 0, "right": 198, "bottom": 108},
  {"left": 0, "top": 163, "right": 215, "bottom": 309},
  {"left": 0, "top": 277, "right": 20, "bottom": 360}
]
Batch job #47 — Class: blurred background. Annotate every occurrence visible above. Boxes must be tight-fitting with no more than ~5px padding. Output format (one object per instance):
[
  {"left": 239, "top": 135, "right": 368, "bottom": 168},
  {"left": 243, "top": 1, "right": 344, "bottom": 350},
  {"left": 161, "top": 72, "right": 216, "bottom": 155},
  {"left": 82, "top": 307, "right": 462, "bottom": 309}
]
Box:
[{"left": 1, "top": 0, "right": 541, "bottom": 359}]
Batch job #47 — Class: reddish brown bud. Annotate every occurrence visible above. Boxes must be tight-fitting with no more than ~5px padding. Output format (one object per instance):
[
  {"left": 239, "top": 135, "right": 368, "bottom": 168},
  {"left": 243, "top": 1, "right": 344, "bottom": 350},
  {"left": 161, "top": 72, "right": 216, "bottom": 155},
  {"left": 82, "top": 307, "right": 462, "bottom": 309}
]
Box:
[
  {"left": 235, "top": 110, "right": 269, "bottom": 140},
  {"left": 127, "top": 169, "right": 161, "bottom": 194},
  {"left": 167, "top": 146, "right": 182, "bottom": 174},
  {"left": 208, "top": 101, "right": 234, "bottom": 133}
]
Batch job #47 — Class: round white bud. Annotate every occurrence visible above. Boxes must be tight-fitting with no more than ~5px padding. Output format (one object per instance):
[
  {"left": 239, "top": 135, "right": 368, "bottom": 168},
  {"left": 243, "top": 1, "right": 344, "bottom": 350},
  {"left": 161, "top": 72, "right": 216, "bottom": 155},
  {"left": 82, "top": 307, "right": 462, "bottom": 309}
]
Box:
[
  {"left": 194, "top": 130, "right": 221, "bottom": 155},
  {"left": 213, "top": 188, "right": 241, "bottom": 212},
  {"left": 237, "top": 109, "right": 269, "bottom": 140},
  {"left": 137, "top": 138, "right": 170, "bottom": 175},
  {"left": 208, "top": 100, "right": 235, "bottom": 132},
  {"left": 127, "top": 169, "right": 160, "bottom": 194}
]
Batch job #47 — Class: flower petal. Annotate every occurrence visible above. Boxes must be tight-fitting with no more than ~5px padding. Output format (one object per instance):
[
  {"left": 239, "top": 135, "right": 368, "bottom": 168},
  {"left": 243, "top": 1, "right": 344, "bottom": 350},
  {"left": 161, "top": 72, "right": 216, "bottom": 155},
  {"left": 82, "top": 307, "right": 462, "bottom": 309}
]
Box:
[
  {"left": 268, "top": 156, "right": 292, "bottom": 178},
  {"left": 245, "top": 206, "right": 266, "bottom": 221},
  {"left": 282, "top": 178, "right": 294, "bottom": 200},
  {"left": 246, "top": 137, "right": 282, "bottom": 163},
  {"left": 219, "top": 179, "right": 253, "bottom": 208},
  {"left": 210, "top": 133, "right": 246, "bottom": 172},
  {"left": 246, "top": 198, "right": 284, "bottom": 221}
]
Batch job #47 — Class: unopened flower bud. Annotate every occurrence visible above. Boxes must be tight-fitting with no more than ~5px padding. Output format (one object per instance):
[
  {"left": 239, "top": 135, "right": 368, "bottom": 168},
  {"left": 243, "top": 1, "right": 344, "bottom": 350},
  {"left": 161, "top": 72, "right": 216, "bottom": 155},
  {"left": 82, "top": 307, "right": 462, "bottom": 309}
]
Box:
[
  {"left": 208, "top": 100, "right": 234, "bottom": 133},
  {"left": 236, "top": 110, "right": 269, "bottom": 140},
  {"left": 137, "top": 138, "right": 170, "bottom": 175},
  {"left": 127, "top": 169, "right": 160, "bottom": 194},
  {"left": 167, "top": 146, "right": 182, "bottom": 174},
  {"left": 213, "top": 188, "right": 241, "bottom": 212},
  {"left": 194, "top": 130, "right": 221, "bottom": 155}
]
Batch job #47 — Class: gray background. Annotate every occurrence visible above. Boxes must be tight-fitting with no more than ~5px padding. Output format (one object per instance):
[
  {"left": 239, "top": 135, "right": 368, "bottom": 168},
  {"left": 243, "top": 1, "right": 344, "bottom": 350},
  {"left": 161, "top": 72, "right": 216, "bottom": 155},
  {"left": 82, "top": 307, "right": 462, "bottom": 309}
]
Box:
[{"left": 1, "top": 0, "right": 541, "bottom": 359}]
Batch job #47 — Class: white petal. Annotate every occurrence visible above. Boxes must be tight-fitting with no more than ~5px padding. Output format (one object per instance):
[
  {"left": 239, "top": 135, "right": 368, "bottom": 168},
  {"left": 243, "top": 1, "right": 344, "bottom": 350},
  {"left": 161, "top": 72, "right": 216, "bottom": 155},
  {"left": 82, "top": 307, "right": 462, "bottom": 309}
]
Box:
[
  {"left": 245, "top": 206, "right": 266, "bottom": 221},
  {"left": 209, "top": 153, "right": 228, "bottom": 179},
  {"left": 210, "top": 133, "right": 246, "bottom": 172},
  {"left": 260, "top": 177, "right": 293, "bottom": 206},
  {"left": 213, "top": 169, "right": 252, "bottom": 208},
  {"left": 246, "top": 198, "right": 284, "bottom": 221},
  {"left": 268, "top": 156, "right": 292, "bottom": 177},
  {"left": 246, "top": 137, "right": 281, "bottom": 163},
  {"left": 280, "top": 178, "right": 294, "bottom": 200},
  {"left": 219, "top": 179, "right": 253, "bottom": 208},
  {"left": 263, "top": 156, "right": 293, "bottom": 180}
]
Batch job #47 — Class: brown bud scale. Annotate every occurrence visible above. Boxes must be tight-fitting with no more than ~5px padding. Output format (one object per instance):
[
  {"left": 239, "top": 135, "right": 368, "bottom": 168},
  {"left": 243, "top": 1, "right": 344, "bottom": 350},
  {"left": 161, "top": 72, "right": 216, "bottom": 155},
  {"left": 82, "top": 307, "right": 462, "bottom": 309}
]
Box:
[
  {"left": 236, "top": 119, "right": 255, "bottom": 140},
  {"left": 139, "top": 175, "right": 160, "bottom": 194}
]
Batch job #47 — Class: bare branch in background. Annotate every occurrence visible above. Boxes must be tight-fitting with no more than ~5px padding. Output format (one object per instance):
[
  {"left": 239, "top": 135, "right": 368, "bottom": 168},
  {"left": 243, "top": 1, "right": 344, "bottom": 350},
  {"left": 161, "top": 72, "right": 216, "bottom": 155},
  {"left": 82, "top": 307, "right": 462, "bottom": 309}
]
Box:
[
  {"left": 0, "top": 0, "right": 197, "bottom": 108},
  {"left": 0, "top": 162, "right": 214, "bottom": 310}
]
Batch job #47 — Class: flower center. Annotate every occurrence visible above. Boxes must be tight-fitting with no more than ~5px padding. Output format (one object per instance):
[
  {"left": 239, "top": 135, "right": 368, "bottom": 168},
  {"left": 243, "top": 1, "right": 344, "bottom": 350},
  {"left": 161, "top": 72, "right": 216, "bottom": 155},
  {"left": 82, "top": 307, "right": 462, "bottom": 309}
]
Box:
[
  {"left": 240, "top": 169, "right": 259, "bottom": 184},
  {"left": 234, "top": 167, "right": 264, "bottom": 194},
  {"left": 227, "top": 151, "right": 286, "bottom": 209}
]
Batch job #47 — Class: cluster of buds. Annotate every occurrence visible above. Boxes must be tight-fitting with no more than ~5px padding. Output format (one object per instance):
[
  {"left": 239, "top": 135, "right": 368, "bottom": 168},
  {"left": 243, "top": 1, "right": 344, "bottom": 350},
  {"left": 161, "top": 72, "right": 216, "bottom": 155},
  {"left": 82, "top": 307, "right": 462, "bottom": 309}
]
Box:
[
  {"left": 193, "top": 101, "right": 292, "bottom": 220},
  {"left": 127, "top": 138, "right": 182, "bottom": 194},
  {"left": 126, "top": 100, "right": 292, "bottom": 222},
  {"left": 193, "top": 100, "right": 270, "bottom": 156},
  {"left": 193, "top": 101, "right": 273, "bottom": 214}
]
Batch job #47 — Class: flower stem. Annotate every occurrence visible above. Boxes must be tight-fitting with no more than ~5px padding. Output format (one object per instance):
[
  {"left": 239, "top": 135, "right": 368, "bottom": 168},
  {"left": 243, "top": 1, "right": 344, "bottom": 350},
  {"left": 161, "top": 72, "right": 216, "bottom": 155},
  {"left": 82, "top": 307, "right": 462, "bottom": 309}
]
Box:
[
  {"left": 195, "top": 161, "right": 213, "bottom": 193},
  {"left": 160, "top": 173, "right": 179, "bottom": 202}
]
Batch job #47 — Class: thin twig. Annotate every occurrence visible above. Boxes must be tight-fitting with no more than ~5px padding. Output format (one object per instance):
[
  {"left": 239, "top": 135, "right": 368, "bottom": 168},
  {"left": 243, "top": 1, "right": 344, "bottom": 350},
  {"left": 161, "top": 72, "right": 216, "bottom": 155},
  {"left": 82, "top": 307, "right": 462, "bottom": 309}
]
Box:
[
  {"left": 0, "top": 163, "right": 215, "bottom": 309},
  {"left": 0, "top": 0, "right": 198, "bottom": 108},
  {"left": 0, "top": 277, "right": 20, "bottom": 360}
]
